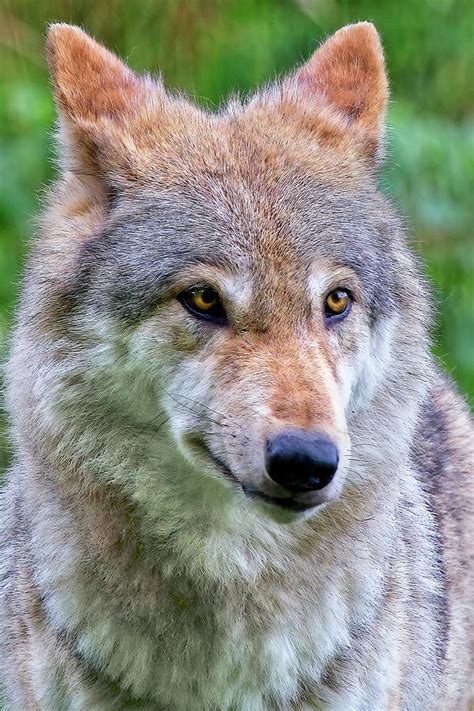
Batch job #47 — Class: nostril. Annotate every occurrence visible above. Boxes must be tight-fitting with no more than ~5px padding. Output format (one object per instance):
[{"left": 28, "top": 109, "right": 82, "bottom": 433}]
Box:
[{"left": 266, "top": 430, "right": 339, "bottom": 492}]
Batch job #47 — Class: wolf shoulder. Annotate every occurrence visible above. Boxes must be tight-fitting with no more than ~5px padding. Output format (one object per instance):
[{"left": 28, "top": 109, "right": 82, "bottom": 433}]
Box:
[
  {"left": 413, "top": 368, "right": 473, "bottom": 604},
  {"left": 415, "top": 369, "right": 473, "bottom": 506}
]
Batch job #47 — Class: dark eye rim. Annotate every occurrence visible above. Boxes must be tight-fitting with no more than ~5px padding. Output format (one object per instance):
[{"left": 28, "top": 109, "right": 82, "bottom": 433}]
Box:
[
  {"left": 177, "top": 286, "right": 228, "bottom": 325},
  {"left": 324, "top": 288, "right": 353, "bottom": 324}
]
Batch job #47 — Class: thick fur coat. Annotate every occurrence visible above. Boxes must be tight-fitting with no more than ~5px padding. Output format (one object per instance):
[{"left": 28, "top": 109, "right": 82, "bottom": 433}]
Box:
[{"left": 0, "top": 22, "right": 472, "bottom": 711}]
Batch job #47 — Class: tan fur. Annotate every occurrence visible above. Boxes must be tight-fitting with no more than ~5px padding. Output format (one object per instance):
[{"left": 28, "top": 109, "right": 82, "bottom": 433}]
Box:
[
  {"left": 0, "top": 22, "right": 472, "bottom": 711},
  {"left": 296, "top": 22, "right": 388, "bottom": 158}
]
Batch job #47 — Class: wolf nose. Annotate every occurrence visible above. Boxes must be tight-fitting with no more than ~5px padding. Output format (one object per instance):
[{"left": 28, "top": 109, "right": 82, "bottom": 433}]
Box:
[{"left": 265, "top": 430, "right": 339, "bottom": 492}]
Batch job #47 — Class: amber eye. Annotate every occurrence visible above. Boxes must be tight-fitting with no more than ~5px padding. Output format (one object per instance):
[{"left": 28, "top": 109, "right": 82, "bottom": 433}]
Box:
[
  {"left": 178, "top": 285, "right": 227, "bottom": 324},
  {"left": 324, "top": 289, "right": 352, "bottom": 321}
]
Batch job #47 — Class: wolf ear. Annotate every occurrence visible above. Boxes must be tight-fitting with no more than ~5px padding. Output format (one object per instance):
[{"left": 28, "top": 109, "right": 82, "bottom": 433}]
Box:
[
  {"left": 46, "top": 24, "right": 155, "bottom": 185},
  {"left": 47, "top": 24, "right": 142, "bottom": 126},
  {"left": 290, "top": 23, "right": 388, "bottom": 162}
]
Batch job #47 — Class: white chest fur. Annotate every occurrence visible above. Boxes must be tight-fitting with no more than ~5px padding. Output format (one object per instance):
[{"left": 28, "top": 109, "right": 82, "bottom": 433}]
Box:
[{"left": 37, "top": 503, "right": 384, "bottom": 711}]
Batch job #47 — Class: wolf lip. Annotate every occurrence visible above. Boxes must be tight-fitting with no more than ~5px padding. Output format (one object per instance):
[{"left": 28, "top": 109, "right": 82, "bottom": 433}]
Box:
[
  {"left": 193, "top": 440, "right": 242, "bottom": 487},
  {"left": 190, "top": 440, "right": 324, "bottom": 511},
  {"left": 241, "top": 485, "right": 319, "bottom": 512}
]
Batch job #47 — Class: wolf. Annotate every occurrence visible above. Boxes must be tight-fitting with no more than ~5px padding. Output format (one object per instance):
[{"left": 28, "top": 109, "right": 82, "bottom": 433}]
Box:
[{"left": 0, "top": 20, "right": 472, "bottom": 711}]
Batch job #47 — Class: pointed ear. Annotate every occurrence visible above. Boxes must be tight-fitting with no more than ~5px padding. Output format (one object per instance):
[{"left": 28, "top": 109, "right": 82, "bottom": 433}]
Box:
[
  {"left": 293, "top": 23, "right": 388, "bottom": 162},
  {"left": 46, "top": 24, "right": 156, "bottom": 186},
  {"left": 47, "top": 24, "right": 142, "bottom": 125}
]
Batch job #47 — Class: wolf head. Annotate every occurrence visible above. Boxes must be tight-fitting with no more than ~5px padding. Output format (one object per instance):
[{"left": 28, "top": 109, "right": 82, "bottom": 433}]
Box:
[{"left": 9, "top": 24, "right": 432, "bottom": 535}]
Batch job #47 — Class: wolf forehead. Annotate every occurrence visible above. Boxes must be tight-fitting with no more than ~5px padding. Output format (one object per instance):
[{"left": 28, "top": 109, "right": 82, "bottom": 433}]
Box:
[
  {"left": 65, "top": 164, "right": 399, "bottom": 326},
  {"left": 44, "top": 22, "right": 402, "bottom": 324}
]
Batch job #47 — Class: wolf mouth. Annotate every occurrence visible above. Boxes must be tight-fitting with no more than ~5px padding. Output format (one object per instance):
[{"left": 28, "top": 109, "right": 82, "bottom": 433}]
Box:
[
  {"left": 241, "top": 485, "right": 319, "bottom": 512},
  {"left": 197, "top": 441, "right": 319, "bottom": 512},
  {"left": 191, "top": 439, "right": 242, "bottom": 487}
]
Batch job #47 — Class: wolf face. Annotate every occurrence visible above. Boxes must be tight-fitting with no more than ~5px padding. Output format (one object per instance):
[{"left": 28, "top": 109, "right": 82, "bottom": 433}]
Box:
[{"left": 12, "top": 23, "right": 430, "bottom": 531}]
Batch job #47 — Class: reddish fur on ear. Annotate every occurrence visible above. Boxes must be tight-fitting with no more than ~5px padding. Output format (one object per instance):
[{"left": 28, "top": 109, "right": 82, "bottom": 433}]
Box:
[
  {"left": 46, "top": 25, "right": 166, "bottom": 187},
  {"left": 296, "top": 22, "right": 388, "bottom": 161},
  {"left": 47, "top": 24, "right": 141, "bottom": 125}
]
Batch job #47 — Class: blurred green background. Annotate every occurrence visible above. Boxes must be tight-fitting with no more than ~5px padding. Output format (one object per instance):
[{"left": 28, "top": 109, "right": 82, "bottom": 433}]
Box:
[{"left": 0, "top": 0, "right": 473, "bottom": 474}]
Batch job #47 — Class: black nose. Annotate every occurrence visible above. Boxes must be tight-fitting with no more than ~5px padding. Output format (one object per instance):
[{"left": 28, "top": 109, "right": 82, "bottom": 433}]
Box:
[{"left": 266, "top": 430, "right": 339, "bottom": 492}]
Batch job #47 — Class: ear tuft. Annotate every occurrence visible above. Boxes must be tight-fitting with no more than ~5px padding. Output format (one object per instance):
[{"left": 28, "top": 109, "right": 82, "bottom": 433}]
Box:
[
  {"left": 46, "top": 23, "right": 140, "bottom": 125},
  {"left": 295, "top": 22, "right": 388, "bottom": 161}
]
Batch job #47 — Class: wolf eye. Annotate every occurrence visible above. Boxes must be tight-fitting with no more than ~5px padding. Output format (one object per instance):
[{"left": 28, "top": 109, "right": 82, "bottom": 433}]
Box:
[
  {"left": 324, "top": 289, "right": 352, "bottom": 321},
  {"left": 178, "top": 286, "right": 227, "bottom": 325}
]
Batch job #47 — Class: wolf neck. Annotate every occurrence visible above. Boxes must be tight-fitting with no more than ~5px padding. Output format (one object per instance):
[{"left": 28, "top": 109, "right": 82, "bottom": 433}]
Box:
[
  {"left": 17, "top": 422, "right": 406, "bottom": 709},
  {"left": 14, "top": 348, "right": 417, "bottom": 709},
  {"left": 33, "top": 418, "right": 402, "bottom": 595},
  {"left": 15, "top": 351, "right": 418, "bottom": 593},
  {"left": 12, "top": 318, "right": 428, "bottom": 595}
]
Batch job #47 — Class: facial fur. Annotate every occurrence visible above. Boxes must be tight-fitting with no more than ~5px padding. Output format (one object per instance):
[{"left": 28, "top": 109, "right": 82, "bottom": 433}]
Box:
[{"left": 8, "top": 24, "right": 431, "bottom": 532}]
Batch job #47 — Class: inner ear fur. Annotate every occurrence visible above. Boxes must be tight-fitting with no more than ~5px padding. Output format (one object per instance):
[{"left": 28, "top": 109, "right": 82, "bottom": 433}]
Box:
[
  {"left": 46, "top": 24, "right": 161, "bottom": 185},
  {"left": 47, "top": 24, "right": 142, "bottom": 125},
  {"left": 286, "top": 23, "right": 389, "bottom": 163}
]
